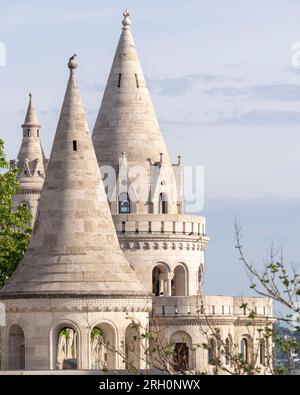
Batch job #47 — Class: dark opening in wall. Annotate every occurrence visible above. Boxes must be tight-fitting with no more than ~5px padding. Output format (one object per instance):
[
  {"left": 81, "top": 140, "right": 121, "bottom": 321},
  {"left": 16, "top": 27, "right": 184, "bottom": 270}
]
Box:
[
  {"left": 135, "top": 73, "right": 139, "bottom": 88},
  {"left": 118, "top": 73, "right": 122, "bottom": 88},
  {"left": 73, "top": 140, "right": 77, "bottom": 151}
]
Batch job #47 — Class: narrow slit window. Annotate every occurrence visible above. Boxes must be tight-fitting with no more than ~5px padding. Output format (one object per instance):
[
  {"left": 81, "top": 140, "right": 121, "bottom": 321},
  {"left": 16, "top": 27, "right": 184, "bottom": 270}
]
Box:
[
  {"left": 135, "top": 73, "right": 139, "bottom": 88},
  {"left": 118, "top": 73, "right": 122, "bottom": 88},
  {"left": 37, "top": 129, "right": 40, "bottom": 137},
  {"left": 73, "top": 140, "right": 77, "bottom": 151}
]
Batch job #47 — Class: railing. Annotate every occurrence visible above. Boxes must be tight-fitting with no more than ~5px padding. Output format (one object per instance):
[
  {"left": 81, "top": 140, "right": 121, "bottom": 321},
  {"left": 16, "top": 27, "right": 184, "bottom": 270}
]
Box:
[
  {"left": 152, "top": 296, "right": 272, "bottom": 318},
  {"left": 113, "top": 214, "right": 207, "bottom": 237}
]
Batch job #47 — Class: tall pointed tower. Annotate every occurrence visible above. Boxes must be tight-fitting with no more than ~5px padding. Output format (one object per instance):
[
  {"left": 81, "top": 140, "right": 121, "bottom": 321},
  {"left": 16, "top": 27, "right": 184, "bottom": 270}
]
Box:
[
  {"left": 0, "top": 56, "right": 151, "bottom": 371},
  {"left": 11, "top": 94, "right": 47, "bottom": 223},
  {"left": 92, "top": 11, "right": 209, "bottom": 299},
  {"left": 92, "top": 10, "right": 180, "bottom": 215},
  {"left": 91, "top": 11, "right": 273, "bottom": 374}
]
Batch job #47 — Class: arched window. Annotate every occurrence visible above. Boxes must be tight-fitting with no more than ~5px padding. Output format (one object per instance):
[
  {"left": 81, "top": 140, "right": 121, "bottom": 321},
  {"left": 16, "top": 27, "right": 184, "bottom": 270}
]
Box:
[
  {"left": 198, "top": 265, "right": 203, "bottom": 292},
  {"left": 225, "top": 338, "right": 231, "bottom": 365},
  {"left": 172, "top": 265, "right": 187, "bottom": 296},
  {"left": 19, "top": 202, "right": 29, "bottom": 209},
  {"left": 118, "top": 192, "right": 130, "bottom": 214},
  {"left": 240, "top": 337, "right": 249, "bottom": 362},
  {"left": 174, "top": 343, "right": 189, "bottom": 371},
  {"left": 125, "top": 324, "right": 141, "bottom": 370},
  {"left": 159, "top": 193, "right": 168, "bottom": 214},
  {"left": 56, "top": 327, "right": 78, "bottom": 370},
  {"left": 8, "top": 324, "right": 25, "bottom": 370},
  {"left": 259, "top": 339, "right": 266, "bottom": 366},
  {"left": 152, "top": 264, "right": 169, "bottom": 296},
  {"left": 90, "top": 323, "right": 116, "bottom": 369},
  {"left": 208, "top": 338, "right": 217, "bottom": 365},
  {"left": 171, "top": 332, "right": 193, "bottom": 372}
]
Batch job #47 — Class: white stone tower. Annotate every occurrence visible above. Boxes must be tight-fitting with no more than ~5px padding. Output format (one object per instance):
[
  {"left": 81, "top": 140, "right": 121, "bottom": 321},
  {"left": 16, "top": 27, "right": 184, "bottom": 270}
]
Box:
[
  {"left": 92, "top": 9, "right": 208, "bottom": 369},
  {"left": 10, "top": 94, "right": 47, "bottom": 223},
  {"left": 92, "top": 10, "right": 209, "bottom": 299},
  {"left": 92, "top": 11, "right": 272, "bottom": 373},
  {"left": 0, "top": 55, "right": 151, "bottom": 371},
  {"left": 0, "top": 11, "right": 272, "bottom": 374}
]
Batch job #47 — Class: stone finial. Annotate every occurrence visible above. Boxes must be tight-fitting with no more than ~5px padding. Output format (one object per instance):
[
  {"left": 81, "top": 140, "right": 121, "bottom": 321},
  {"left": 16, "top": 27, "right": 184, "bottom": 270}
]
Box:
[
  {"left": 122, "top": 9, "right": 131, "bottom": 29},
  {"left": 68, "top": 54, "right": 77, "bottom": 69},
  {"left": 177, "top": 155, "right": 181, "bottom": 165}
]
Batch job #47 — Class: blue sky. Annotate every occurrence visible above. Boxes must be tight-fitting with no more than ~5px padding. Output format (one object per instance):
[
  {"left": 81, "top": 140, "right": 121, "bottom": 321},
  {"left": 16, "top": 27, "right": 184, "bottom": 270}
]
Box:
[{"left": 0, "top": 0, "right": 300, "bottom": 304}]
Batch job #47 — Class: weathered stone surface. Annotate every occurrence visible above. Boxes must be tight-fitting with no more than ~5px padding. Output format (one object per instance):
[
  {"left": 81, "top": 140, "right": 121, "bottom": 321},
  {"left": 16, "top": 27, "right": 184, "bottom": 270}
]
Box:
[
  {"left": 92, "top": 10, "right": 179, "bottom": 214},
  {"left": 11, "top": 94, "right": 46, "bottom": 222},
  {"left": 0, "top": 57, "right": 149, "bottom": 298}
]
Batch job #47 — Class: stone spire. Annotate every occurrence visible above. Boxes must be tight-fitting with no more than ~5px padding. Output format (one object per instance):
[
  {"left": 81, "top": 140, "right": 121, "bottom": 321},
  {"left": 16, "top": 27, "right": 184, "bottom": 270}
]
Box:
[
  {"left": 92, "top": 10, "right": 179, "bottom": 213},
  {"left": 22, "top": 93, "right": 40, "bottom": 129},
  {"left": 13, "top": 93, "right": 46, "bottom": 190},
  {"left": 1, "top": 56, "right": 148, "bottom": 297},
  {"left": 9, "top": 94, "right": 46, "bottom": 224},
  {"left": 92, "top": 9, "right": 171, "bottom": 167}
]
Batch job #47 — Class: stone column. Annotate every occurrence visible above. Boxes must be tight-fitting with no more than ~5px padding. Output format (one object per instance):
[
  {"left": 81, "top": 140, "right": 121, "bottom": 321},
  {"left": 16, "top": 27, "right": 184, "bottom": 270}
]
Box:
[
  {"left": 167, "top": 272, "right": 174, "bottom": 296},
  {"left": 80, "top": 326, "right": 90, "bottom": 369}
]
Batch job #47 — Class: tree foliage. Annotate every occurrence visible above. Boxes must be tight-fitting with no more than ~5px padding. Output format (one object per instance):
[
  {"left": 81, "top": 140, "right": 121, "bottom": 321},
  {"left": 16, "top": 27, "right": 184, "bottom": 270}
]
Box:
[{"left": 0, "top": 139, "right": 31, "bottom": 288}]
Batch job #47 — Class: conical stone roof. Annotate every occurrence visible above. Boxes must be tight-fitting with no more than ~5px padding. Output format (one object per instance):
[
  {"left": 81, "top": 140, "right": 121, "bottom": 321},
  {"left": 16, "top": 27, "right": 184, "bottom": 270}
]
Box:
[
  {"left": 14, "top": 93, "right": 46, "bottom": 191},
  {"left": 92, "top": 10, "right": 175, "bottom": 172},
  {"left": 0, "top": 55, "right": 149, "bottom": 298},
  {"left": 22, "top": 93, "right": 41, "bottom": 128}
]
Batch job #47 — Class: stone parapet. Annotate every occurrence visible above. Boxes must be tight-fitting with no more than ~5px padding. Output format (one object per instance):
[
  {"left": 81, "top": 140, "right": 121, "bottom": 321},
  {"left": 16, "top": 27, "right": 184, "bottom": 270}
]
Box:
[
  {"left": 152, "top": 295, "right": 273, "bottom": 318},
  {"left": 113, "top": 214, "right": 208, "bottom": 242}
]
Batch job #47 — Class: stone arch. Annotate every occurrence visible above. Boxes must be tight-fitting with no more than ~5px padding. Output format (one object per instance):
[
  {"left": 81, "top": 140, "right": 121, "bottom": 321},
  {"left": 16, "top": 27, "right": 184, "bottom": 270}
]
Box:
[
  {"left": 240, "top": 334, "right": 253, "bottom": 363},
  {"left": 172, "top": 263, "right": 188, "bottom": 296},
  {"left": 208, "top": 337, "right": 218, "bottom": 365},
  {"left": 152, "top": 262, "right": 170, "bottom": 296},
  {"left": 8, "top": 323, "right": 25, "bottom": 370},
  {"left": 198, "top": 263, "right": 204, "bottom": 292},
  {"left": 50, "top": 320, "right": 80, "bottom": 370},
  {"left": 259, "top": 338, "right": 266, "bottom": 366},
  {"left": 19, "top": 201, "right": 30, "bottom": 208},
  {"left": 125, "top": 323, "right": 141, "bottom": 371},
  {"left": 90, "top": 321, "right": 117, "bottom": 369},
  {"left": 170, "top": 331, "right": 193, "bottom": 371},
  {"left": 224, "top": 334, "right": 233, "bottom": 366}
]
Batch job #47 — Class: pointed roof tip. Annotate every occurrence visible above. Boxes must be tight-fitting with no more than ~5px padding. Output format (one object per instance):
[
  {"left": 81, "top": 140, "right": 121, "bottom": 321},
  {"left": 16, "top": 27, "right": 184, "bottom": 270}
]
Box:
[
  {"left": 122, "top": 9, "right": 131, "bottom": 29},
  {"left": 22, "top": 92, "right": 41, "bottom": 128}
]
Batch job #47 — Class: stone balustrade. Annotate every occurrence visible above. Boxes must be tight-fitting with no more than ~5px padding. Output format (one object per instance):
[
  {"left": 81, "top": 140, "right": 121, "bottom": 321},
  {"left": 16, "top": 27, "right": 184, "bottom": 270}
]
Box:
[
  {"left": 113, "top": 214, "right": 207, "bottom": 238},
  {"left": 152, "top": 295, "right": 273, "bottom": 318}
]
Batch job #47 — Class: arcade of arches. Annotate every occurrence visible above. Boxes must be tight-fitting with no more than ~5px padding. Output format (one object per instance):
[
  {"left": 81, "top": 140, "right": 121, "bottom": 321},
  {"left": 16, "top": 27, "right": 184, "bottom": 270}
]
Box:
[{"left": 152, "top": 263, "right": 188, "bottom": 296}]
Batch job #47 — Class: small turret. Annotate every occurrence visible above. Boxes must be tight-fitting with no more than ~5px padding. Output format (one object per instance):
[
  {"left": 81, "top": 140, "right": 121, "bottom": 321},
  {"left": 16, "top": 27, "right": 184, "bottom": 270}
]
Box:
[{"left": 12, "top": 93, "right": 46, "bottom": 222}]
